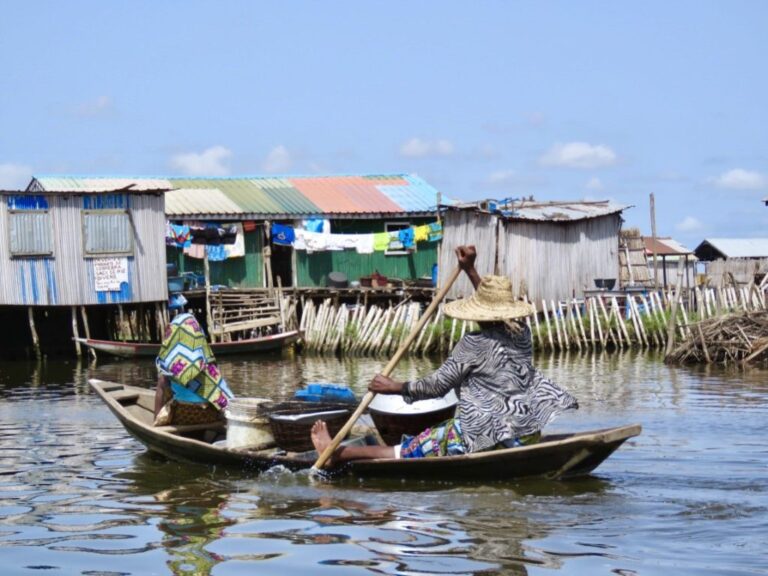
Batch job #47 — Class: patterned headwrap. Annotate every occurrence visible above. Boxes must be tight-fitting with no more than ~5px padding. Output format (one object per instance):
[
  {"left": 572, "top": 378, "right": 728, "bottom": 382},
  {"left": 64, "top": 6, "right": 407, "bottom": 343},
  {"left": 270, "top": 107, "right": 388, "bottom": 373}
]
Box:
[{"left": 156, "top": 313, "right": 232, "bottom": 410}]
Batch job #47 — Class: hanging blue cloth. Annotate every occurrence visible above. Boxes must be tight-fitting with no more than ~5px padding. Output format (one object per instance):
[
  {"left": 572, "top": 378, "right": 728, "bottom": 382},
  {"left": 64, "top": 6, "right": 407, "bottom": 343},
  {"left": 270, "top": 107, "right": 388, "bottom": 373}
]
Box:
[
  {"left": 398, "top": 227, "right": 415, "bottom": 249},
  {"left": 271, "top": 223, "right": 295, "bottom": 246},
  {"left": 303, "top": 218, "right": 327, "bottom": 233},
  {"left": 206, "top": 244, "right": 227, "bottom": 262}
]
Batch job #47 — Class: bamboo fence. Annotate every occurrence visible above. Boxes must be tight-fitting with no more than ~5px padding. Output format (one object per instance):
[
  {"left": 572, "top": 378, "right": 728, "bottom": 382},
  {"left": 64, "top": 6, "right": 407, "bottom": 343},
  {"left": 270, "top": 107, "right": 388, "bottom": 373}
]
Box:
[{"left": 298, "top": 284, "right": 768, "bottom": 359}]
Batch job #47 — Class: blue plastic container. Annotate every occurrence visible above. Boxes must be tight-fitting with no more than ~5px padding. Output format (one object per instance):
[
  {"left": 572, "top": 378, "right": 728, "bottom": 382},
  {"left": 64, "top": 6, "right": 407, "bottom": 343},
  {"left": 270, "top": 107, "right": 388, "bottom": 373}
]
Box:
[
  {"left": 294, "top": 383, "right": 357, "bottom": 403},
  {"left": 431, "top": 263, "right": 438, "bottom": 287}
]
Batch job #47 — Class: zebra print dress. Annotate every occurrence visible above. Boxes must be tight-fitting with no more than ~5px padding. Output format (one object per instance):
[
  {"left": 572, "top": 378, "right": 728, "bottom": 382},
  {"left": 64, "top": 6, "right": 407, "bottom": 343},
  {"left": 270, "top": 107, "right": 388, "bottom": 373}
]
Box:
[{"left": 403, "top": 323, "right": 579, "bottom": 453}]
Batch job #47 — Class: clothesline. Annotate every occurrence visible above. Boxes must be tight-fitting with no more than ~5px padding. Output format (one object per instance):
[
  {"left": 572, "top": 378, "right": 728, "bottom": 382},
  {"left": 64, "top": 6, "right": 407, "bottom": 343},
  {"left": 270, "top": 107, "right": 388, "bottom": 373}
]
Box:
[
  {"left": 272, "top": 221, "right": 442, "bottom": 254},
  {"left": 165, "top": 219, "right": 442, "bottom": 259}
]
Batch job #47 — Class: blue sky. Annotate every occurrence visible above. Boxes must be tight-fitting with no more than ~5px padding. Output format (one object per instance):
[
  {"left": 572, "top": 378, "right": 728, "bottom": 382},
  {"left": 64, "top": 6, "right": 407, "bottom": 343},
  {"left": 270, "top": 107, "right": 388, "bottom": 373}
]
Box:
[{"left": 2, "top": 1, "right": 767, "bottom": 249}]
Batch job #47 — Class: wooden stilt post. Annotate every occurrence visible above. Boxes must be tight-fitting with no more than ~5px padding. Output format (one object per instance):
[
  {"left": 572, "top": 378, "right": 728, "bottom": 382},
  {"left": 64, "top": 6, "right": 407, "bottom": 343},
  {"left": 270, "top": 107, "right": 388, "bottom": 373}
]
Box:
[
  {"left": 118, "top": 304, "right": 126, "bottom": 341},
  {"left": 80, "top": 306, "right": 97, "bottom": 360},
  {"left": 28, "top": 307, "right": 41, "bottom": 360},
  {"left": 204, "top": 249, "right": 214, "bottom": 342},
  {"left": 71, "top": 306, "right": 82, "bottom": 357}
]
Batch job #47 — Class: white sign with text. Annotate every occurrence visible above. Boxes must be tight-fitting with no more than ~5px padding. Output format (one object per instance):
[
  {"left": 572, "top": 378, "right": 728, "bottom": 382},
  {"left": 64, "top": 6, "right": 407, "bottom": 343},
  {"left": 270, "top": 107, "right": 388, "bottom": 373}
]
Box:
[{"left": 94, "top": 258, "right": 128, "bottom": 292}]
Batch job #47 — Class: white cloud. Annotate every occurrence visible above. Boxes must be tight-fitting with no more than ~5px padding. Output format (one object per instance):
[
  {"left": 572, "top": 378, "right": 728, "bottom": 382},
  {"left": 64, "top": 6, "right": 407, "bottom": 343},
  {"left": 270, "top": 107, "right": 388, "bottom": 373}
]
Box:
[
  {"left": 712, "top": 168, "right": 767, "bottom": 190},
  {"left": 540, "top": 141, "right": 617, "bottom": 169},
  {"left": 486, "top": 170, "right": 517, "bottom": 186},
  {"left": 399, "top": 137, "right": 454, "bottom": 158},
  {"left": 0, "top": 163, "right": 33, "bottom": 189},
  {"left": 262, "top": 145, "right": 293, "bottom": 173},
  {"left": 75, "top": 95, "right": 114, "bottom": 117},
  {"left": 170, "top": 145, "right": 232, "bottom": 176},
  {"left": 586, "top": 177, "right": 604, "bottom": 191},
  {"left": 676, "top": 216, "right": 703, "bottom": 232}
]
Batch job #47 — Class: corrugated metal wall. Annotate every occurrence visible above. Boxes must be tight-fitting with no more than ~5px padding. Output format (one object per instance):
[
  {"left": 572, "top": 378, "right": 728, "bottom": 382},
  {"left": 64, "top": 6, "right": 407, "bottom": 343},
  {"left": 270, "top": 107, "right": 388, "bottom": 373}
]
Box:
[
  {"left": 0, "top": 193, "right": 167, "bottom": 306},
  {"left": 438, "top": 211, "right": 499, "bottom": 299},
  {"left": 498, "top": 216, "right": 621, "bottom": 303},
  {"left": 167, "top": 228, "right": 264, "bottom": 288},
  {"left": 296, "top": 247, "right": 436, "bottom": 287},
  {"left": 440, "top": 210, "right": 621, "bottom": 303}
]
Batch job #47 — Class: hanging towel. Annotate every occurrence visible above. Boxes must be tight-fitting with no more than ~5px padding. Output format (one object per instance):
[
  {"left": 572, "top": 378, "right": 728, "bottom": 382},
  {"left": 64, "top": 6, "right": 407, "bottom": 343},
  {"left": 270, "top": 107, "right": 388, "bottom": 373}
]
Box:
[
  {"left": 398, "top": 227, "right": 415, "bottom": 250},
  {"left": 224, "top": 223, "right": 245, "bottom": 258},
  {"left": 271, "top": 223, "right": 295, "bottom": 246},
  {"left": 183, "top": 243, "right": 206, "bottom": 259},
  {"left": 206, "top": 244, "right": 227, "bottom": 262},
  {"left": 303, "top": 218, "right": 329, "bottom": 233},
  {"left": 428, "top": 221, "right": 443, "bottom": 242},
  {"left": 373, "top": 232, "right": 390, "bottom": 251},
  {"left": 355, "top": 234, "right": 375, "bottom": 254},
  {"left": 414, "top": 224, "right": 429, "bottom": 243}
]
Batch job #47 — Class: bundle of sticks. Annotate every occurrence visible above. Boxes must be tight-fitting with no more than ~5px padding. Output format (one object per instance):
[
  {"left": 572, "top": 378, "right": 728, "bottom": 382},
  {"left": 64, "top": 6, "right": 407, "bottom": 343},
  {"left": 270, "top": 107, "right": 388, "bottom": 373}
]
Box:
[{"left": 666, "top": 310, "right": 768, "bottom": 366}]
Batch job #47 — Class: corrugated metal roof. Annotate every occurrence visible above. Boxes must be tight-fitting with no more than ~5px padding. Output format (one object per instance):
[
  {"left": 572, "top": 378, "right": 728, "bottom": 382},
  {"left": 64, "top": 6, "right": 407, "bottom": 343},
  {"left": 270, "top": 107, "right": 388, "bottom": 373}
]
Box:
[
  {"left": 695, "top": 238, "right": 768, "bottom": 259},
  {"left": 449, "top": 199, "right": 629, "bottom": 222},
  {"left": 165, "top": 188, "right": 243, "bottom": 216},
  {"left": 643, "top": 237, "right": 693, "bottom": 256},
  {"left": 31, "top": 176, "right": 173, "bottom": 192},
  {"left": 31, "top": 174, "right": 444, "bottom": 217}
]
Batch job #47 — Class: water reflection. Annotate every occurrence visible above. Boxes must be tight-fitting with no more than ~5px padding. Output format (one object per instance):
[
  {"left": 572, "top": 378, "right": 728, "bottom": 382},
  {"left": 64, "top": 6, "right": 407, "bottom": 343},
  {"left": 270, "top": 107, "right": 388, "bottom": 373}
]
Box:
[{"left": 1, "top": 352, "right": 767, "bottom": 575}]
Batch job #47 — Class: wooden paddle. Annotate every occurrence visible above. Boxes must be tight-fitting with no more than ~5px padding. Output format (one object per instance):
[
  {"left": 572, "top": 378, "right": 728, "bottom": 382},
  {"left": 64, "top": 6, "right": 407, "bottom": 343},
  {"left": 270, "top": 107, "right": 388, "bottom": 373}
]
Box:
[{"left": 312, "top": 266, "right": 462, "bottom": 471}]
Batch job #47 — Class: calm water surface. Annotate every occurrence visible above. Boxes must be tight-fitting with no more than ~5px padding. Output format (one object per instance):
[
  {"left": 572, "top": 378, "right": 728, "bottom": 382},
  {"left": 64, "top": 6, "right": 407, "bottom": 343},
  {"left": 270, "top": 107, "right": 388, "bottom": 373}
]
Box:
[{"left": 0, "top": 350, "right": 766, "bottom": 575}]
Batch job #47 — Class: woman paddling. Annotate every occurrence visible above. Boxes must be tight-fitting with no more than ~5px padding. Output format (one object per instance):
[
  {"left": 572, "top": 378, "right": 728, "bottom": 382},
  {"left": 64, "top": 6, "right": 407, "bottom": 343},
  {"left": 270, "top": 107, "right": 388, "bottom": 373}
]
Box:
[
  {"left": 311, "top": 246, "right": 579, "bottom": 465},
  {"left": 153, "top": 312, "right": 235, "bottom": 426}
]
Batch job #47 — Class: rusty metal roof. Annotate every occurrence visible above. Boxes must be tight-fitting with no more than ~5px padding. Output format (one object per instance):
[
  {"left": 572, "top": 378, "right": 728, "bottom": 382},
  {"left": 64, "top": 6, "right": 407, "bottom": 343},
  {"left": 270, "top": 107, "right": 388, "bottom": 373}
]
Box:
[
  {"left": 448, "top": 199, "right": 629, "bottom": 222},
  {"left": 30, "top": 174, "right": 445, "bottom": 218},
  {"left": 643, "top": 237, "right": 694, "bottom": 256}
]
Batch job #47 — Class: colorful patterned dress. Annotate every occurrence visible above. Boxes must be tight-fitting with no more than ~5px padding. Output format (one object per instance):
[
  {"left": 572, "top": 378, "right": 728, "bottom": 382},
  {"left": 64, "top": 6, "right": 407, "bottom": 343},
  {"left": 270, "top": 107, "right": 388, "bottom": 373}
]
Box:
[
  {"left": 155, "top": 313, "right": 234, "bottom": 424},
  {"left": 403, "top": 323, "right": 578, "bottom": 454}
]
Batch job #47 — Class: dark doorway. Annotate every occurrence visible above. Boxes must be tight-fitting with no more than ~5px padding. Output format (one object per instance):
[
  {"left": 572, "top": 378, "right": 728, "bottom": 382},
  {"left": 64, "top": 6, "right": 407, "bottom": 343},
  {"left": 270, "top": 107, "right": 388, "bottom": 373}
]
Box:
[{"left": 271, "top": 243, "right": 293, "bottom": 287}]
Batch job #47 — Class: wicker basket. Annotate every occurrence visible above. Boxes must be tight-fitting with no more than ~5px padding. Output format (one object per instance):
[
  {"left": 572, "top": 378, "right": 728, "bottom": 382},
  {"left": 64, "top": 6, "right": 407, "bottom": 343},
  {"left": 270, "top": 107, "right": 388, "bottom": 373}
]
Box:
[{"left": 268, "top": 403, "right": 352, "bottom": 452}]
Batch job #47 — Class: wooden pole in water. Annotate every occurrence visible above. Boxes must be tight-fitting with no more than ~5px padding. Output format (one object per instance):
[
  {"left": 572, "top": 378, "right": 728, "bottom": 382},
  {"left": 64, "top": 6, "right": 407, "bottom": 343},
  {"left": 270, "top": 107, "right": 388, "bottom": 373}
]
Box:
[
  {"left": 664, "top": 265, "right": 684, "bottom": 356},
  {"left": 650, "top": 193, "right": 659, "bottom": 291},
  {"left": 80, "top": 306, "right": 97, "bottom": 360},
  {"left": 541, "top": 299, "right": 554, "bottom": 350},
  {"left": 550, "top": 300, "right": 563, "bottom": 351},
  {"left": 203, "top": 250, "right": 214, "bottom": 342},
  {"left": 28, "top": 307, "right": 41, "bottom": 360},
  {"left": 71, "top": 306, "right": 82, "bottom": 357},
  {"left": 612, "top": 297, "right": 630, "bottom": 346},
  {"left": 313, "top": 267, "right": 462, "bottom": 471}
]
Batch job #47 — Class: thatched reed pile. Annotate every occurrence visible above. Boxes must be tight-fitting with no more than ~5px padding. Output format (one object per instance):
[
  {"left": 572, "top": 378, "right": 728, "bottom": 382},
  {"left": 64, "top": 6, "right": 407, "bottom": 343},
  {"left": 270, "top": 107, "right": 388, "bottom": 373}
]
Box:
[{"left": 665, "top": 310, "right": 768, "bottom": 366}]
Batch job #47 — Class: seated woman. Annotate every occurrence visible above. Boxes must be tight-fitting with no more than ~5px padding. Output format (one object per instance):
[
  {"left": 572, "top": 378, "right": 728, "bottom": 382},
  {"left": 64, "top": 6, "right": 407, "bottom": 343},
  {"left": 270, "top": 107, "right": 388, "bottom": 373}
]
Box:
[
  {"left": 311, "top": 247, "right": 579, "bottom": 465},
  {"left": 153, "top": 312, "right": 235, "bottom": 426}
]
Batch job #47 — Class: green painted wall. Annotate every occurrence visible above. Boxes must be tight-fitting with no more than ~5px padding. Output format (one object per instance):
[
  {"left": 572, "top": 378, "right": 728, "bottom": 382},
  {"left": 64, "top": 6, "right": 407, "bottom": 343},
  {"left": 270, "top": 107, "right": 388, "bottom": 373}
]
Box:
[
  {"left": 296, "top": 218, "right": 438, "bottom": 287},
  {"left": 166, "top": 229, "right": 264, "bottom": 288}
]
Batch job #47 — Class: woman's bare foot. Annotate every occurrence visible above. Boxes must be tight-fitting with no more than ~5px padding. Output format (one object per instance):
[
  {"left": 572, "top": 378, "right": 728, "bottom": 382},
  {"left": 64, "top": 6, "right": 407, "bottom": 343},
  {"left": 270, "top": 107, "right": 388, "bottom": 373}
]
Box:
[{"left": 311, "top": 420, "right": 335, "bottom": 466}]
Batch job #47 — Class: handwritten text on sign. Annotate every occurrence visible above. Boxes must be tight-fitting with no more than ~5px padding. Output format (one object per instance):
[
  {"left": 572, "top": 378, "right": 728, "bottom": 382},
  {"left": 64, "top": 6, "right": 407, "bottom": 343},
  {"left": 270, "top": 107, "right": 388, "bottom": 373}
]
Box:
[{"left": 94, "top": 258, "right": 128, "bottom": 291}]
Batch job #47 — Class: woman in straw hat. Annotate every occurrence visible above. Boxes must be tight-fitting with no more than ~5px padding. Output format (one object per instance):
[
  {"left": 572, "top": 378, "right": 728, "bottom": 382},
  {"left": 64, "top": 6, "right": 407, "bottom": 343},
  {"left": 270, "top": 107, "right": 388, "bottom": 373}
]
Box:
[{"left": 310, "top": 246, "right": 578, "bottom": 465}]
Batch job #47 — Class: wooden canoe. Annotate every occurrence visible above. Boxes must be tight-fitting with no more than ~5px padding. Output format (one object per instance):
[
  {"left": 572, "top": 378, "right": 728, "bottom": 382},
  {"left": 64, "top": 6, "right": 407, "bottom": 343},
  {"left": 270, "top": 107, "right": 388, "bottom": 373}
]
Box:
[
  {"left": 89, "top": 378, "right": 641, "bottom": 481},
  {"left": 76, "top": 330, "right": 301, "bottom": 359}
]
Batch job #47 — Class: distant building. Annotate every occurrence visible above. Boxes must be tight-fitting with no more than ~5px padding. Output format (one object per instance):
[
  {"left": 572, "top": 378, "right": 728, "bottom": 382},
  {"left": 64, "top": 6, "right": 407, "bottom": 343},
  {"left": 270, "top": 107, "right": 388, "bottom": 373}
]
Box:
[
  {"left": 693, "top": 238, "right": 768, "bottom": 287},
  {"left": 30, "top": 174, "right": 446, "bottom": 290},
  {"left": 643, "top": 236, "right": 696, "bottom": 288},
  {"left": 438, "top": 199, "right": 629, "bottom": 303}
]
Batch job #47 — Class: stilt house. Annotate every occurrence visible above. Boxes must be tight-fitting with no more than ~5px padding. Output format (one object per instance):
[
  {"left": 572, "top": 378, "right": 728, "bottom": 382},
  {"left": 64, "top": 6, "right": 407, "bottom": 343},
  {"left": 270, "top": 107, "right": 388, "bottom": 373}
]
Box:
[
  {"left": 1, "top": 182, "right": 168, "bottom": 355},
  {"left": 438, "top": 199, "right": 629, "bottom": 303}
]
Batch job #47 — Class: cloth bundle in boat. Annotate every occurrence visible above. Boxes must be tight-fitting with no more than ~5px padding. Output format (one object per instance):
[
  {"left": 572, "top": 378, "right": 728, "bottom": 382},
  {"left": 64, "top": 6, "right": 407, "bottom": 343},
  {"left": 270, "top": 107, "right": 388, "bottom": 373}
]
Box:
[{"left": 156, "top": 313, "right": 233, "bottom": 411}]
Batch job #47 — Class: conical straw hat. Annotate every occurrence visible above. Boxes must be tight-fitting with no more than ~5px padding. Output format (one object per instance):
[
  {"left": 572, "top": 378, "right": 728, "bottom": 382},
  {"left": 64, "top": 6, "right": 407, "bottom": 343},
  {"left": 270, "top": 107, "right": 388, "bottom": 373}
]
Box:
[{"left": 443, "top": 275, "right": 534, "bottom": 321}]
